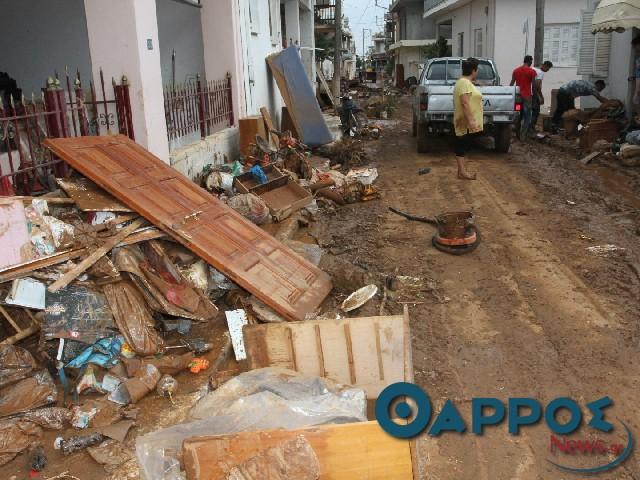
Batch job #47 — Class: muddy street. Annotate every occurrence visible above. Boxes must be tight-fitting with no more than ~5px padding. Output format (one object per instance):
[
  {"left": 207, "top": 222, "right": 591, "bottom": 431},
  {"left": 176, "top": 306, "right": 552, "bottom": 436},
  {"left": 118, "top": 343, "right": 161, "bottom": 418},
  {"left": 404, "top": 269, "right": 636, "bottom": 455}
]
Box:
[{"left": 316, "top": 99, "right": 640, "bottom": 479}]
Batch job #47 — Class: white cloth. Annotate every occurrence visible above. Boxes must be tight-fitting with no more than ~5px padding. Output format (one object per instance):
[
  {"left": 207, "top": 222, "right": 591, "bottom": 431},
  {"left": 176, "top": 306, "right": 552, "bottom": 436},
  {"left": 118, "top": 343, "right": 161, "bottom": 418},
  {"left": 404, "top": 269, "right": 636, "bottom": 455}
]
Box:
[{"left": 533, "top": 67, "right": 545, "bottom": 80}]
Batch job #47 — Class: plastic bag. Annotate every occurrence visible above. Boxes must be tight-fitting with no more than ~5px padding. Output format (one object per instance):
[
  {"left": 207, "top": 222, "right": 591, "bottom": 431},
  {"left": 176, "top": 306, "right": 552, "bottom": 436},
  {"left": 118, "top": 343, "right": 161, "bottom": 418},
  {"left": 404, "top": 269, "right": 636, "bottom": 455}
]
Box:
[
  {"left": 0, "top": 420, "right": 42, "bottom": 466},
  {"left": 227, "top": 194, "right": 270, "bottom": 225},
  {"left": 250, "top": 165, "right": 268, "bottom": 185},
  {"left": 103, "top": 281, "right": 164, "bottom": 356},
  {"left": 625, "top": 130, "right": 640, "bottom": 145},
  {"left": 0, "top": 370, "right": 57, "bottom": 418},
  {"left": 23, "top": 407, "right": 71, "bottom": 430},
  {"left": 136, "top": 368, "right": 366, "bottom": 480}
]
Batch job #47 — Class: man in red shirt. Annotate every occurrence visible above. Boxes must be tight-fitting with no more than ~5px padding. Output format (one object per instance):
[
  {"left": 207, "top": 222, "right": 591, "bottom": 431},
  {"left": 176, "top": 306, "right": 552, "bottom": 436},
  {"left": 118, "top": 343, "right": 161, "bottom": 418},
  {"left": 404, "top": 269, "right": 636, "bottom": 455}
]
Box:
[{"left": 510, "top": 55, "right": 538, "bottom": 139}]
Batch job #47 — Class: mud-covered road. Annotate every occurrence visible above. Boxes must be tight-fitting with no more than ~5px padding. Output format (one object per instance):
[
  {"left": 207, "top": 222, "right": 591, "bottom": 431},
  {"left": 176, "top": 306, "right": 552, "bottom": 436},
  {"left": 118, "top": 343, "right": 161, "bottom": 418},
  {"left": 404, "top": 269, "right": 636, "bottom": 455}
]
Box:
[{"left": 317, "top": 99, "right": 640, "bottom": 479}]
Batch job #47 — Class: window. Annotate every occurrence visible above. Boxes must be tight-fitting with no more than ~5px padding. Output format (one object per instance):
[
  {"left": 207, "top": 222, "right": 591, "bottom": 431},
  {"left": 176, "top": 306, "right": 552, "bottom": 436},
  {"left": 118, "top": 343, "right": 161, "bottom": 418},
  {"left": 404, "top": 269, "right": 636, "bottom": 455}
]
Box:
[
  {"left": 543, "top": 23, "right": 579, "bottom": 67},
  {"left": 249, "top": 0, "right": 259, "bottom": 34},
  {"left": 268, "top": 0, "right": 280, "bottom": 45},
  {"left": 457, "top": 32, "right": 464, "bottom": 56},
  {"left": 426, "top": 59, "right": 496, "bottom": 83},
  {"left": 474, "top": 29, "right": 483, "bottom": 57}
]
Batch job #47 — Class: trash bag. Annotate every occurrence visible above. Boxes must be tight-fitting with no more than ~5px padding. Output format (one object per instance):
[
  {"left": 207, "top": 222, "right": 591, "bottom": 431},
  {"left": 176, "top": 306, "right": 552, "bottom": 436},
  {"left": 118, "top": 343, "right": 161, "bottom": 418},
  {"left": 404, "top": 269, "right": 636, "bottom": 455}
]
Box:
[
  {"left": 23, "top": 407, "right": 71, "bottom": 430},
  {"left": 103, "top": 280, "right": 164, "bottom": 356},
  {"left": 0, "top": 345, "right": 37, "bottom": 389},
  {"left": 109, "top": 364, "right": 161, "bottom": 405},
  {"left": 227, "top": 194, "right": 270, "bottom": 225},
  {"left": 250, "top": 165, "right": 268, "bottom": 185},
  {"left": 136, "top": 368, "right": 366, "bottom": 480}
]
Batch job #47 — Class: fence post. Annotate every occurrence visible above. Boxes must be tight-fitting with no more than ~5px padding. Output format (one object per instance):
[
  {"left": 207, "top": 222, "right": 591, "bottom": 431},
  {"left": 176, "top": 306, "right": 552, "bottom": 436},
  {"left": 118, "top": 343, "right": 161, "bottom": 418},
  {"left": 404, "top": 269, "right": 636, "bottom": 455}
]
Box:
[
  {"left": 43, "top": 77, "right": 69, "bottom": 176},
  {"left": 75, "top": 76, "right": 90, "bottom": 136},
  {"left": 196, "top": 74, "right": 207, "bottom": 139},
  {"left": 226, "top": 72, "right": 234, "bottom": 127}
]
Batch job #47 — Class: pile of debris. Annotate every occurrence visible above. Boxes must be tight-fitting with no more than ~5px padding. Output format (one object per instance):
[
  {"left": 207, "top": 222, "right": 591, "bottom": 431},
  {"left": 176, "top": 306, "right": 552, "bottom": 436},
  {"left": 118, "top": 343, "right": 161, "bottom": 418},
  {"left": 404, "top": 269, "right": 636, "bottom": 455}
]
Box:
[{"left": 0, "top": 126, "right": 401, "bottom": 479}]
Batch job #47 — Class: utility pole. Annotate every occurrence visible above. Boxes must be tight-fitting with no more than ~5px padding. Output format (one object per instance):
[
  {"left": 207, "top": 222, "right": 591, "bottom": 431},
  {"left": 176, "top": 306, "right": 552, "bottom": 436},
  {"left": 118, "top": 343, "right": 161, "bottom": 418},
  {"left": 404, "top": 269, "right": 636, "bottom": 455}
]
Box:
[
  {"left": 333, "top": 0, "right": 343, "bottom": 98},
  {"left": 534, "top": 0, "right": 545, "bottom": 65}
]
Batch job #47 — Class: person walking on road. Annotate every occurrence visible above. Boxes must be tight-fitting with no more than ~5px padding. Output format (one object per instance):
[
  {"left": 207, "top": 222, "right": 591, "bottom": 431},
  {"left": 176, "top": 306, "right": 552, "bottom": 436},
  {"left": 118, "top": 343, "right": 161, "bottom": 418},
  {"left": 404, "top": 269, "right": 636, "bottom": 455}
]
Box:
[
  {"left": 532, "top": 60, "right": 553, "bottom": 131},
  {"left": 552, "top": 79, "right": 608, "bottom": 130},
  {"left": 453, "top": 57, "right": 483, "bottom": 180},
  {"left": 510, "top": 55, "right": 538, "bottom": 138}
]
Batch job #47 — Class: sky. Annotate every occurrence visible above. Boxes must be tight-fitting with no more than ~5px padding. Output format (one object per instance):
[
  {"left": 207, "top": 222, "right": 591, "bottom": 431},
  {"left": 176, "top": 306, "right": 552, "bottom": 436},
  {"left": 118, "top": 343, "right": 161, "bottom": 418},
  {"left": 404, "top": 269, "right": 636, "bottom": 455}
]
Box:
[{"left": 342, "top": 0, "right": 391, "bottom": 56}]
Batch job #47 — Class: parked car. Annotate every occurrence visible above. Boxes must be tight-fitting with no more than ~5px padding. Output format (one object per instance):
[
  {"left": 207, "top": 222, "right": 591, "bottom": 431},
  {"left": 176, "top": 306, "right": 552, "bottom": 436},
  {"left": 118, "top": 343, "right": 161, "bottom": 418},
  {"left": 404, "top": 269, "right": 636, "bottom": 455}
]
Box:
[{"left": 412, "top": 57, "right": 520, "bottom": 153}]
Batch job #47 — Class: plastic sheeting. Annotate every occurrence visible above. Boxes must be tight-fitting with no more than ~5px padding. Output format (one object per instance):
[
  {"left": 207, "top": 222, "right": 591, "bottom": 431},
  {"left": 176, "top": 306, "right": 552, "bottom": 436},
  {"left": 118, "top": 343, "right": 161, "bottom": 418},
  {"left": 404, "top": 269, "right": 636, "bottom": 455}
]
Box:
[
  {"left": 103, "top": 280, "right": 164, "bottom": 356},
  {"left": 267, "top": 47, "right": 333, "bottom": 146},
  {"left": 0, "top": 370, "right": 57, "bottom": 418},
  {"left": 0, "top": 345, "right": 37, "bottom": 389},
  {"left": 136, "top": 368, "right": 366, "bottom": 480}
]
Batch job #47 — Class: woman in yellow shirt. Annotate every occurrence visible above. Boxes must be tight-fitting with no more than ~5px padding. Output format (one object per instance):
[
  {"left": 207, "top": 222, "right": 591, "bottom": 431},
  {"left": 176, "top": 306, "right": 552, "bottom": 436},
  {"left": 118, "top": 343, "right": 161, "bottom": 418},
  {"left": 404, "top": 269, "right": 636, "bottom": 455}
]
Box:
[{"left": 453, "top": 58, "right": 483, "bottom": 180}]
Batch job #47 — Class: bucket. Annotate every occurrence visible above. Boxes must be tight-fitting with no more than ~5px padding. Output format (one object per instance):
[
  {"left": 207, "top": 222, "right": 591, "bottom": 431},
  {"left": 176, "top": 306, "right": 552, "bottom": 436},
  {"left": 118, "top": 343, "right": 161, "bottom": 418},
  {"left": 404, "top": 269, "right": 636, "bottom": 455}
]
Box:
[{"left": 435, "top": 211, "right": 475, "bottom": 239}]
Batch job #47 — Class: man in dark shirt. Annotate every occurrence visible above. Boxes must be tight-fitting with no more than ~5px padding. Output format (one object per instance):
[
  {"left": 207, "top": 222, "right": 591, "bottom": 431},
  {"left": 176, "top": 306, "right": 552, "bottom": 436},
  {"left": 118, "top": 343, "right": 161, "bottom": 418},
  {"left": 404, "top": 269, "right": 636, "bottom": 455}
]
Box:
[
  {"left": 510, "top": 55, "right": 538, "bottom": 138},
  {"left": 552, "top": 79, "right": 607, "bottom": 129}
]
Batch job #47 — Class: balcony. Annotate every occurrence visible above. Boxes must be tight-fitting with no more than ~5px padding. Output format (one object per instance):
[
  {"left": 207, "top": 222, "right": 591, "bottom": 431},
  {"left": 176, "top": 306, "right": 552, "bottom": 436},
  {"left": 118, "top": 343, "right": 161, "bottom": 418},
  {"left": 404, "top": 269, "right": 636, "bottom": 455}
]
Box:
[
  {"left": 424, "top": 0, "right": 446, "bottom": 10},
  {"left": 315, "top": 3, "right": 335, "bottom": 26}
]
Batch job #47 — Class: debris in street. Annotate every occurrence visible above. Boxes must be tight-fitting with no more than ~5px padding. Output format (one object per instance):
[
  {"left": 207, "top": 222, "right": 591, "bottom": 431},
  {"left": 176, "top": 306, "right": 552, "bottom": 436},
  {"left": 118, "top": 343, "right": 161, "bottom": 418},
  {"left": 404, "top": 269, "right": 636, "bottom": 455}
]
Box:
[
  {"left": 266, "top": 47, "right": 333, "bottom": 146},
  {"left": 0, "top": 420, "right": 42, "bottom": 467},
  {"left": 182, "top": 421, "right": 412, "bottom": 480},
  {"left": 29, "top": 444, "right": 47, "bottom": 471},
  {"left": 243, "top": 312, "right": 411, "bottom": 398},
  {"left": 418, "top": 167, "right": 431, "bottom": 175},
  {"left": 87, "top": 439, "right": 134, "bottom": 473},
  {"left": 156, "top": 374, "right": 178, "bottom": 403},
  {"left": 586, "top": 244, "right": 627, "bottom": 257},
  {"left": 0, "top": 369, "right": 57, "bottom": 418},
  {"left": 225, "top": 309, "right": 249, "bottom": 361},
  {"left": 223, "top": 436, "right": 320, "bottom": 480},
  {"left": 341, "top": 284, "right": 378, "bottom": 312},
  {"left": 0, "top": 199, "right": 33, "bottom": 269},
  {"left": 580, "top": 151, "right": 601, "bottom": 165},
  {"left": 55, "top": 432, "right": 105, "bottom": 455},
  {"left": 22, "top": 407, "right": 71, "bottom": 430},
  {"left": 109, "top": 363, "right": 161, "bottom": 405},
  {"left": 44, "top": 135, "right": 331, "bottom": 322},
  {"left": 4, "top": 277, "right": 46, "bottom": 309}
]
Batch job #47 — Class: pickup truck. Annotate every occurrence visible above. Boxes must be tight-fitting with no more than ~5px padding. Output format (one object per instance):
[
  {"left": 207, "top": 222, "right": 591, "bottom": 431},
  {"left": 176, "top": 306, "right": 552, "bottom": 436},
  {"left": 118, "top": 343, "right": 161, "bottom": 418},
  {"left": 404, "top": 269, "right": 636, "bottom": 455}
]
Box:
[{"left": 412, "top": 57, "right": 519, "bottom": 153}]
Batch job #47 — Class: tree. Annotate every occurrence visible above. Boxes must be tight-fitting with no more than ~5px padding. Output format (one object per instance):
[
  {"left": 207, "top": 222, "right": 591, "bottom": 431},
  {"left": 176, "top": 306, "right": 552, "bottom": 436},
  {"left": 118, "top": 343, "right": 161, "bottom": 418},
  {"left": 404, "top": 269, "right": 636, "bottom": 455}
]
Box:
[
  {"left": 315, "top": 33, "right": 335, "bottom": 62},
  {"left": 423, "top": 36, "right": 449, "bottom": 59}
]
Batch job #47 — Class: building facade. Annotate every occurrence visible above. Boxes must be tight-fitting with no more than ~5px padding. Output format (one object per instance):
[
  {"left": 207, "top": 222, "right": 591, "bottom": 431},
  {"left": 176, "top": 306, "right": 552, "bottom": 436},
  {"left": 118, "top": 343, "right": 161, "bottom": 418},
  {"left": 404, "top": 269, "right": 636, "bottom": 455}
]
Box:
[
  {"left": 423, "top": 0, "right": 596, "bottom": 108},
  {"left": 388, "top": 0, "right": 437, "bottom": 84},
  {"left": 1, "top": 0, "right": 316, "bottom": 178}
]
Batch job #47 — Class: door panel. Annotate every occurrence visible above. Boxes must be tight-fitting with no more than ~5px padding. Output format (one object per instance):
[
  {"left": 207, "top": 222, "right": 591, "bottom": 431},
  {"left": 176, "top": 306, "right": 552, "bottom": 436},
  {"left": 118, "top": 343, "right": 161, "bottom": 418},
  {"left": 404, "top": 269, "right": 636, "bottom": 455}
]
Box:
[{"left": 44, "top": 135, "right": 332, "bottom": 321}]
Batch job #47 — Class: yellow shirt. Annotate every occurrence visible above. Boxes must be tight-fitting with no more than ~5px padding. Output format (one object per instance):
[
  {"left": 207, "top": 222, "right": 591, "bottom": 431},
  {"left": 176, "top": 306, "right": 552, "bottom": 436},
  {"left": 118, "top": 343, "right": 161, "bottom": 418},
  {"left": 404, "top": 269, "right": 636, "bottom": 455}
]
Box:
[{"left": 453, "top": 77, "right": 483, "bottom": 137}]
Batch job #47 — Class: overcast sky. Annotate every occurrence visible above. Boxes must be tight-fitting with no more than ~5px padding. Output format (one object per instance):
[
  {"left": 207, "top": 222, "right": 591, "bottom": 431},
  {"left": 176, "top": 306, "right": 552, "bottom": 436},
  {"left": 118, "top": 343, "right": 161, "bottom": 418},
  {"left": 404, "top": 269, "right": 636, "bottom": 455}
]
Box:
[{"left": 343, "top": 0, "right": 390, "bottom": 56}]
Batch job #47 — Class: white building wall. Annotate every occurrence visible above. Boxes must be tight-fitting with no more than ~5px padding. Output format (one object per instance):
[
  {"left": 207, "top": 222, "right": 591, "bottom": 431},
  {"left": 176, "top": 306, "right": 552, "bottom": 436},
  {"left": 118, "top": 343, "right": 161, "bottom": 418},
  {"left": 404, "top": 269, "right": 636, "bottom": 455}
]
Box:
[
  {"left": 238, "top": 0, "right": 284, "bottom": 126},
  {"left": 156, "top": 0, "right": 206, "bottom": 85},
  {"left": 606, "top": 30, "right": 634, "bottom": 108},
  {"left": 0, "top": 0, "right": 92, "bottom": 96}
]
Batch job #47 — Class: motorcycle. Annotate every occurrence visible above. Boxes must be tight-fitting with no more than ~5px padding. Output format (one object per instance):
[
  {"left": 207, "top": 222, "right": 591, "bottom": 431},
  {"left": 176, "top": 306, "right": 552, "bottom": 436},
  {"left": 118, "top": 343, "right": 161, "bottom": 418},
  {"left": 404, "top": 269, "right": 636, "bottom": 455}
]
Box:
[{"left": 337, "top": 95, "right": 368, "bottom": 137}]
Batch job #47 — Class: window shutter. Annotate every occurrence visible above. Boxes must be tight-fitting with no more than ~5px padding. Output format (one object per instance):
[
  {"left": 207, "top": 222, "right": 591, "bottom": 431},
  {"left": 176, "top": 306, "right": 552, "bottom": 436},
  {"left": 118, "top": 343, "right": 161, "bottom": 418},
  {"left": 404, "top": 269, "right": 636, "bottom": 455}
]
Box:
[
  {"left": 593, "top": 32, "right": 611, "bottom": 77},
  {"left": 578, "top": 10, "right": 595, "bottom": 75}
]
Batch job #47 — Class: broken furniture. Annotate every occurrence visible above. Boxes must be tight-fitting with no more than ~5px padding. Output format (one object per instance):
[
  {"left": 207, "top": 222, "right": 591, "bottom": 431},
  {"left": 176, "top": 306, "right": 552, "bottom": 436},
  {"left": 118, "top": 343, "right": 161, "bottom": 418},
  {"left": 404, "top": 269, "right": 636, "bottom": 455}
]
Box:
[
  {"left": 239, "top": 116, "right": 268, "bottom": 157},
  {"left": 182, "top": 421, "right": 414, "bottom": 480},
  {"left": 43, "top": 135, "right": 332, "bottom": 321},
  {"left": 267, "top": 46, "right": 332, "bottom": 146},
  {"left": 234, "top": 165, "right": 312, "bottom": 222}
]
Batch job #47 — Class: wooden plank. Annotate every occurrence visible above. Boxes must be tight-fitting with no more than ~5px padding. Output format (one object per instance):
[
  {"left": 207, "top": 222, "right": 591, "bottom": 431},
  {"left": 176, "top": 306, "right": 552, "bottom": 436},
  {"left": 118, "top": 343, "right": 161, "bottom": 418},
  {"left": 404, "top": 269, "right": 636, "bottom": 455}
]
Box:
[
  {"left": 316, "top": 69, "right": 336, "bottom": 109},
  {"left": 580, "top": 151, "right": 601, "bottom": 165},
  {"left": 56, "top": 177, "right": 133, "bottom": 212},
  {"left": 14, "top": 196, "right": 76, "bottom": 206},
  {"left": 239, "top": 116, "right": 267, "bottom": 157},
  {"left": 182, "top": 421, "right": 414, "bottom": 480},
  {"left": 43, "top": 135, "right": 331, "bottom": 321},
  {"left": 48, "top": 217, "right": 146, "bottom": 292},
  {"left": 260, "top": 106, "right": 280, "bottom": 148},
  {"left": 244, "top": 314, "right": 408, "bottom": 398}
]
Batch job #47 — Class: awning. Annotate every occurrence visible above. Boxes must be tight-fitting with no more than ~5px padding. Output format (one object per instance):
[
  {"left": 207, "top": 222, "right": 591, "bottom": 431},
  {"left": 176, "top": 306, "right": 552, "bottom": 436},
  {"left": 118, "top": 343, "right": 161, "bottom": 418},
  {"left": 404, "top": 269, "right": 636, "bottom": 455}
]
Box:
[{"left": 592, "top": 0, "right": 640, "bottom": 33}]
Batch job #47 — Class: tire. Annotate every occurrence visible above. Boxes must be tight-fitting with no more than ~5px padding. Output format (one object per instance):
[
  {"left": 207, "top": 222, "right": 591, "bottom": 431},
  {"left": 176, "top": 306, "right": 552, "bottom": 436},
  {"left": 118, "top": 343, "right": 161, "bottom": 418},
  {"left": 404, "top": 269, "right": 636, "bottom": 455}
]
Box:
[
  {"left": 354, "top": 111, "right": 368, "bottom": 128},
  {"left": 416, "top": 122, "right": 429, "bottom": 153},
  {"left": 494, "top": 124, "right": 512, "bottom": 153},
  {"left": 412, "top": 114, "right": 417, "bottom": 137}
]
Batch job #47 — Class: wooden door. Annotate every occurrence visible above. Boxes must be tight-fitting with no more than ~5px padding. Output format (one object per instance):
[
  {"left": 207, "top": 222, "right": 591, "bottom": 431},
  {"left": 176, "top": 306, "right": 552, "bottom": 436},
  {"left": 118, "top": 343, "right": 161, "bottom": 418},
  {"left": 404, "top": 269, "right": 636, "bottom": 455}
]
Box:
[{"left": 43, "top": 135, "right": 332, "bottom": 321}]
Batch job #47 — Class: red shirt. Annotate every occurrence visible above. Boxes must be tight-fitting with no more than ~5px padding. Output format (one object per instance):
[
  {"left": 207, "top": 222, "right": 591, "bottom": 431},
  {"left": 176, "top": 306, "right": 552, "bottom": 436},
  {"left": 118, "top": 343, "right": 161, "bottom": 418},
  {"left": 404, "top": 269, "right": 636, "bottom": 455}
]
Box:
[{"left": 512, "top": 65, "right": 537, "bottom": 99}]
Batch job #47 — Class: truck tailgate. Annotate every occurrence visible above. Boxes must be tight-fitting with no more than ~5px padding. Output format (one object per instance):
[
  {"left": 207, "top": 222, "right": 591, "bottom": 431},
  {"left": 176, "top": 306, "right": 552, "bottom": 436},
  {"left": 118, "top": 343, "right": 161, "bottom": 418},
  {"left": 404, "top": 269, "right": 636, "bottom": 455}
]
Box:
[{"left": 426, "top": 86, "right": 517, "bottom": 113}]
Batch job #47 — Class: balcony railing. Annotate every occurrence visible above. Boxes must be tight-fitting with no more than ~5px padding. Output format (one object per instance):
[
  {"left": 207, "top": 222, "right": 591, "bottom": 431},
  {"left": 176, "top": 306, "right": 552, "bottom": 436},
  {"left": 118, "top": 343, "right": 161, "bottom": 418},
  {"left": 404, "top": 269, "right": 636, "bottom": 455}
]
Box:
[{"left": 315, "top": 4, "right": 335, "bottom": 25}]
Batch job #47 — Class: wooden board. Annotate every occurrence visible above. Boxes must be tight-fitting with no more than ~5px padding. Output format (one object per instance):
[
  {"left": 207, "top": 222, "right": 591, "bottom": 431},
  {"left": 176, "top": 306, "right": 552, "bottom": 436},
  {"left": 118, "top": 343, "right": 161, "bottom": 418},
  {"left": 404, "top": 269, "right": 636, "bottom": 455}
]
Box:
[
  {"left": 316, "top": 69, "right": 336, "bottom": 109},
  {"left": 260, "top": 106, "right": 280, "bottom": 148},
  {"left": 56, "top": 177, "right": 133, "bottom": 212},
  {"left": 43, "top": 135, "right": 331, "bottom": 322},
  {"left": 239, "top": 116, "right": 267, "bottom": 156},
  {"left": 243, "top": 312, "right": 408, "bottom": 398},
  {"left": 183, "top": 421, "right": 413, "bottom": 480},
  {"left": 0, "top": 199, "right": 33, "bottom": 269}
]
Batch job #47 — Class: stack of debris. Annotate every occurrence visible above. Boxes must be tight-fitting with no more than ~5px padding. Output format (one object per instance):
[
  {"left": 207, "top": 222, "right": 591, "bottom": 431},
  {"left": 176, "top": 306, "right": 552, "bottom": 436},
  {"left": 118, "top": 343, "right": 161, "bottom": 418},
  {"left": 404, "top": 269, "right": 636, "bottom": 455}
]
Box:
[{"left": 562, "top": 100, "right": 626, "bottom": 150}]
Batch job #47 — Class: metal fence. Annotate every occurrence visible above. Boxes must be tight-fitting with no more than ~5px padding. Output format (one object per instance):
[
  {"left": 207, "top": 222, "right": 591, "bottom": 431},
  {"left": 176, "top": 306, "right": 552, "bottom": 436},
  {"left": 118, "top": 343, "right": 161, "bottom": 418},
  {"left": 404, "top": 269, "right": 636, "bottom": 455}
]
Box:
[
  {"left": 314, "top": 3, "right": 336, "bottom": 25},
  {"left": 0, "top": 69, "right": 134, "bottom": 196},
  {"left": 163, "top": 74, "right": 234, "bottom": 145}
]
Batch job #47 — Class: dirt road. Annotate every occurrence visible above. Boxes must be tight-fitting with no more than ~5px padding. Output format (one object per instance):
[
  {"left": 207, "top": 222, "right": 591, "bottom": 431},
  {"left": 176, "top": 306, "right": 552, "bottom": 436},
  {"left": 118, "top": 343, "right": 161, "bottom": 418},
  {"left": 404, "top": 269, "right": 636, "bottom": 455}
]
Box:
[{"left": 317, "top": 99, "right": 640, "bottom": 479}]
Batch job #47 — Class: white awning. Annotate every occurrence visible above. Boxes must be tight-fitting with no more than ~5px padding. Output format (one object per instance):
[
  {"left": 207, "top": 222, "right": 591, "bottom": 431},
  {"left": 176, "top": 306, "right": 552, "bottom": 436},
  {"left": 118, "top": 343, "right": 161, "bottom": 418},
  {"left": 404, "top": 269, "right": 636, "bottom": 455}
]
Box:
[{"left": 592, "top": 0, "right": 640, "bottom": 33}]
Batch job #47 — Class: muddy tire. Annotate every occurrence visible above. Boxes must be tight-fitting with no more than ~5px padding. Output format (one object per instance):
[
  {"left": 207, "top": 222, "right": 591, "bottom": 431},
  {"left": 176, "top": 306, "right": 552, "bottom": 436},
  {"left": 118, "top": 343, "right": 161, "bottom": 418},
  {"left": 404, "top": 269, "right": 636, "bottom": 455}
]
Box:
[
  {"left": 494, "top": 124, "right": 512, "bottom": 153},
  {"left": 417, "top": 122, "right": 429, "bottom": 153},
  {"left": 412, "top": 115, "right": 417, "bottom": 137}
]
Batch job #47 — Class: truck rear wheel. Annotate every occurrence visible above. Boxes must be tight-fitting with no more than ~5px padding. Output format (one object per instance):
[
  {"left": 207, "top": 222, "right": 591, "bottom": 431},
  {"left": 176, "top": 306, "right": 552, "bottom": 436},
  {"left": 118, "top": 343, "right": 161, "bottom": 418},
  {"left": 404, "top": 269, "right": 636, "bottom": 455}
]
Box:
[
  {"left": 494, "top": 124, "right": 512, "bottom": 153},
  {"left": 417, "top": 122, "right": 429, "bottom": 153},
  {"left": 412, "top": 115, "right": 417, "bottom": 137}
]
